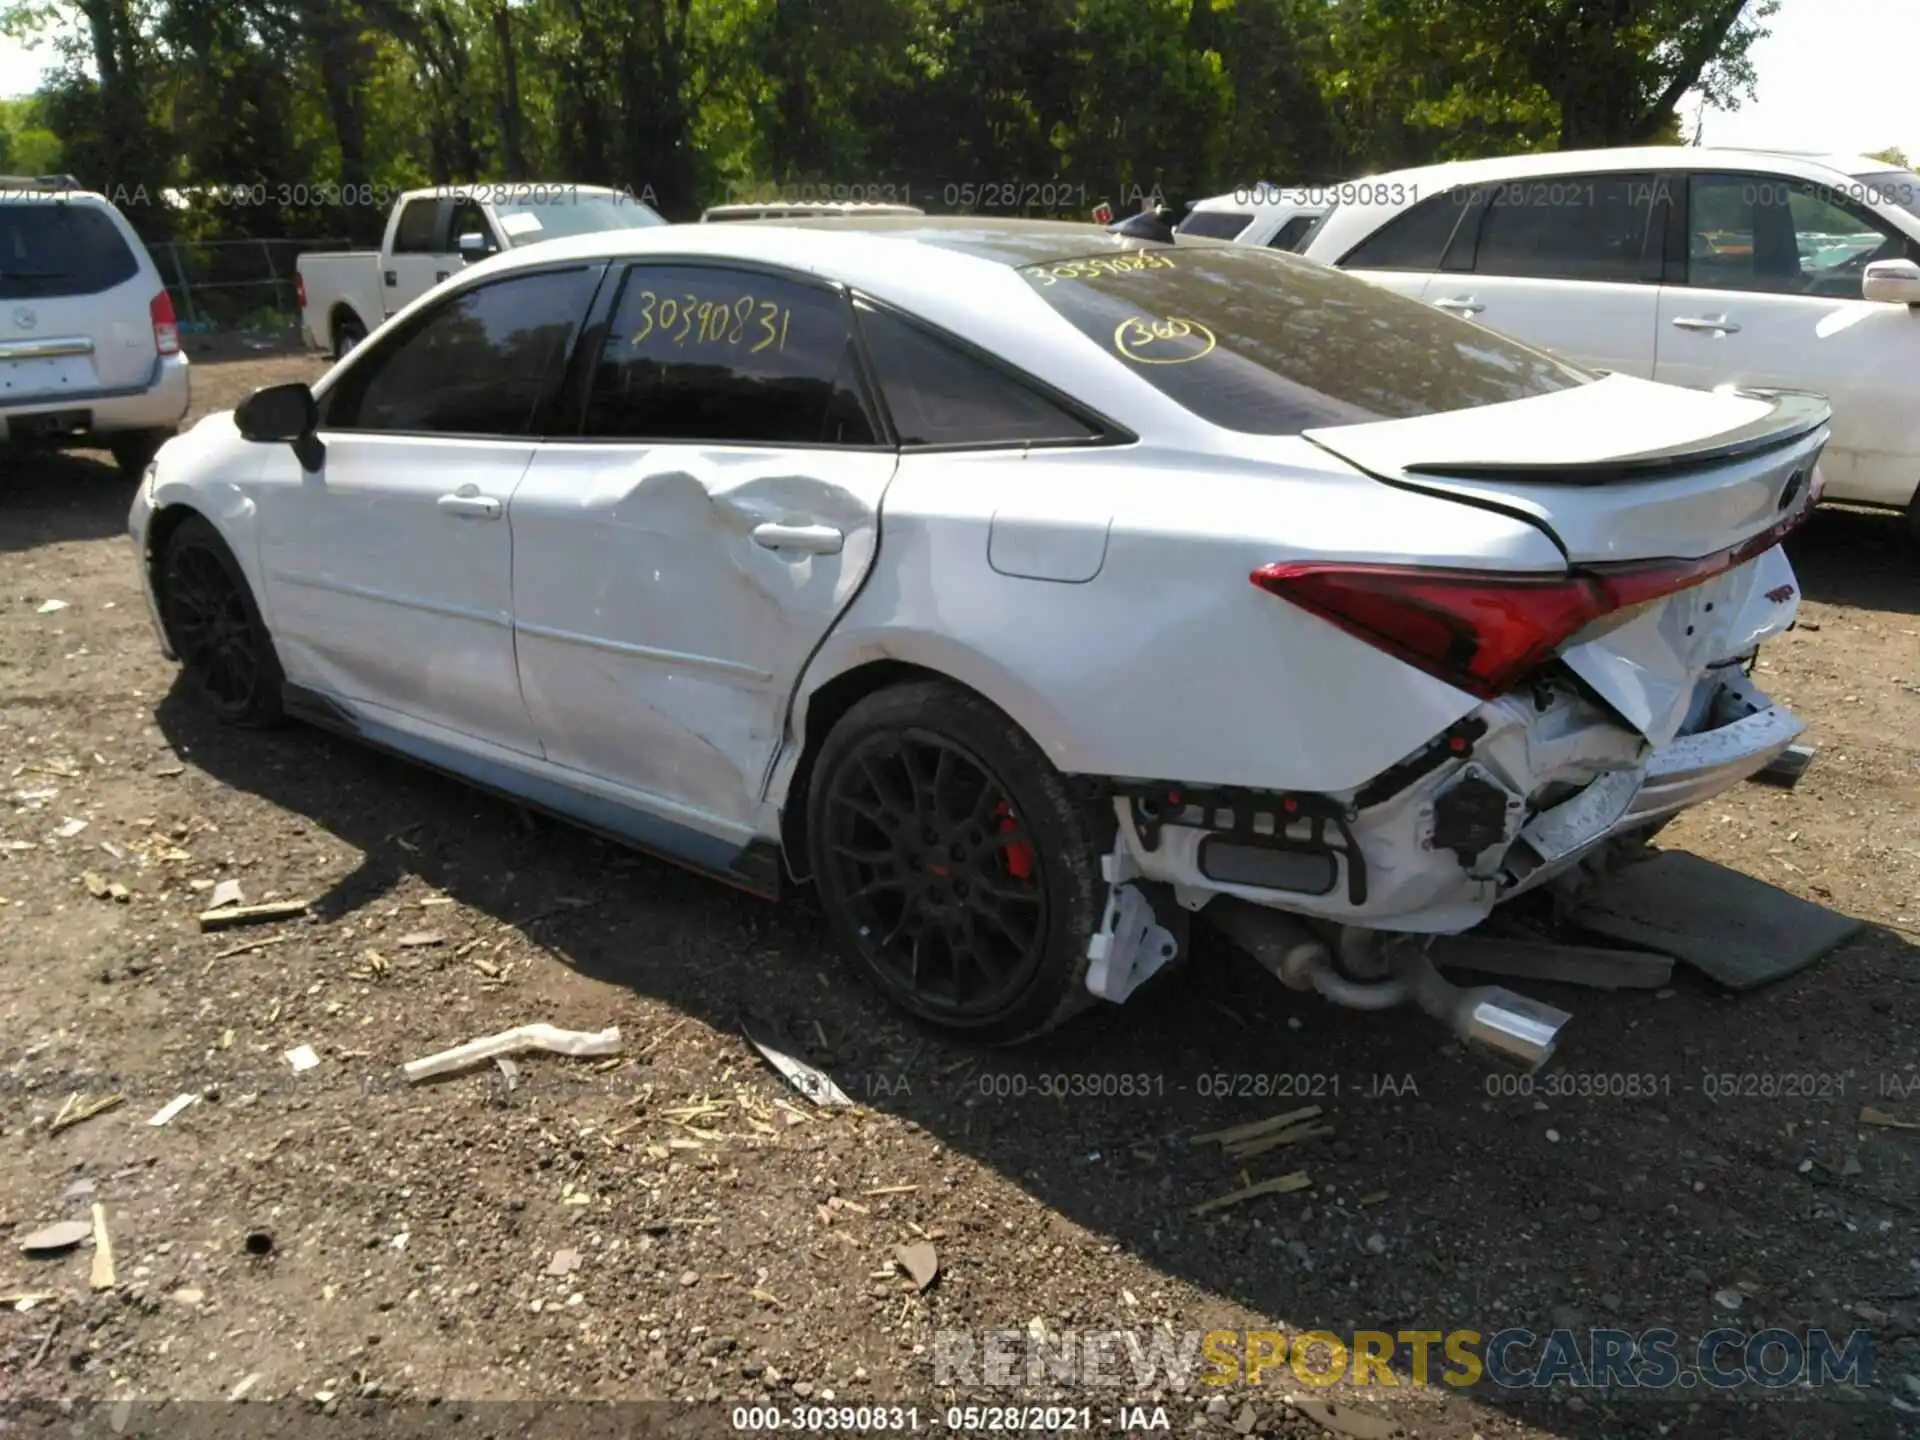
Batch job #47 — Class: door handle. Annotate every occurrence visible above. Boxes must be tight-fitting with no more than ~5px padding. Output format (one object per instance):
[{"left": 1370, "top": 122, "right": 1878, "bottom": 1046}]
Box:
[
  {"left": 384, "top": 270, "right": 397, "bottom": 287},
  {"left": 435, "top": 270, "right": 449, "bottom": 283},
  {"left": 437, "top": 491, "right": 502, "bottom": 520},
  {"left": 1672, "top": 315, "right": 1741, "bottom": 334},
  {"left": 1432, "top": 296, "right": 1485, "bottom": 315},
  {"left": 752, "top": 521, "right": 844, "bottom": 555}
]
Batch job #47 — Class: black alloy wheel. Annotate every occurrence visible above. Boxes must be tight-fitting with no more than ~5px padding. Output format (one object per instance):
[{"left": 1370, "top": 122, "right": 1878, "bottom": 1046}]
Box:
[
  {"left": 807, "top": 681, "right": 1103, "bottom": 1043},
  {"left": 159, "top": 516, "right": 285, "bottom": 727}
]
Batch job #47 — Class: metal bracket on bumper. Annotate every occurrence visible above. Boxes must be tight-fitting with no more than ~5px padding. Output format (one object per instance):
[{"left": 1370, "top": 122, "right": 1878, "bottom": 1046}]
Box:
[{"left": 1085, "top": 836, "right": 1179, "bottom": 1004}]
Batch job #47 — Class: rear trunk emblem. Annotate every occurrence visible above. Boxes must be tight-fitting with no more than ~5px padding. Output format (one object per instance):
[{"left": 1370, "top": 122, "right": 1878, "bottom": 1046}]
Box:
[{"left": 11, "top": 307, "right": 37, "bottom": 330}]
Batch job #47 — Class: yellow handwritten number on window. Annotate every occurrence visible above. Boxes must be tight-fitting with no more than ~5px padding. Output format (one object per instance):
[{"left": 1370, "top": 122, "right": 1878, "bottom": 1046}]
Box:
[{"left": 1114, "top": 315, "right": 1215, "bottom": 365}]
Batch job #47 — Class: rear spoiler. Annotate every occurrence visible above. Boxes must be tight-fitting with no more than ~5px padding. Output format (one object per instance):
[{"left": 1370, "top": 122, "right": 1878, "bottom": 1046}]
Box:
[{"left": 1400, "top": 390, "right": 1832, "bottom": 485}]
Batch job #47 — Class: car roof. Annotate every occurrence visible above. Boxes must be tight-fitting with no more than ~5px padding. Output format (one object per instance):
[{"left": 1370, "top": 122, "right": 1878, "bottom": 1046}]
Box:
[
  {"left": 1356, "top": 146, "right": 1903, "bottom": 188},
  {"left": 484, "top": 215, "right": 1199, "bottom": 273},
  {"left": 701, "top": 202, "right": 926, "bottom": 220}
]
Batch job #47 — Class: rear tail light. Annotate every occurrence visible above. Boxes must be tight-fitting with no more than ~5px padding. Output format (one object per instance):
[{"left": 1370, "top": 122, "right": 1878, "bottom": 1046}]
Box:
[
  {"left": 295, "top": 270, "right": 307, "bottom": 310},
  {"left": 1251, "top": 505, "right": 1813, "bottom": 700},
  {"left": 150, "top": 290, "right": 179, "bottom": 356}
]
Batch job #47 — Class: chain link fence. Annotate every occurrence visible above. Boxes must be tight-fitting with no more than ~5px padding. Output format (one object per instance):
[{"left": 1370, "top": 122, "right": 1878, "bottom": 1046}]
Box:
[{"left": 146, "top": 237, "right": 355, "bottom": 336}]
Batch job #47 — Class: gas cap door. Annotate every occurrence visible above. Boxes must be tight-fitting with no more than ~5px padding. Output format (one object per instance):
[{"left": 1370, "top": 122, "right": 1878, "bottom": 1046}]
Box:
[{"left": 987, "top": 510, "right": 1112, "bottom": 583}]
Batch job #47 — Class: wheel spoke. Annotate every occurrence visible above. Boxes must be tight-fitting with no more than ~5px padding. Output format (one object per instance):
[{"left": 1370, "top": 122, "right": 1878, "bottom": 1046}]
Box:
[
  {"left": 827, "top": 838, "right": 899, "bottom": 868},
  {"left": 827, "top": 790, "right": 897, "bottom": 833}
]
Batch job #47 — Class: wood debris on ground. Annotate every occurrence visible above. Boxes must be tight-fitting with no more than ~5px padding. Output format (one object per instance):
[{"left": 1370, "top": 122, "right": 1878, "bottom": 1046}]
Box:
[
  {"left": 89, "top": 1204, "right": 115, "bottom": 1290},
  {"left": 1859, "top": 1105, "right": 1918, "bottom": 1130},
  {"left": 197, "top": 900, "right": 308, "bottom": 932},
  {"left": 213, "top": 934, "right": 288, "bottom": 960},
  {"left": 1191, "top": 1170, "right": 1313, "bottom": 1216},
  {"left": 49, "top": 1091, "right": 123, "bottom": 1134},
  {"left": 402, "top": 1022, "right": 621, "bottom": 1081},
  {"left": 1192, "top": 1105, "right": 1333, "bottom": 1161}
]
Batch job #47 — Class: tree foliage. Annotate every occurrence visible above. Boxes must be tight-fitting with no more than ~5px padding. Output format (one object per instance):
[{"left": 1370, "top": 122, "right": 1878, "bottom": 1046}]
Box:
[{"left": 1, "top": 0, "right": 1779, "bottom": 235}]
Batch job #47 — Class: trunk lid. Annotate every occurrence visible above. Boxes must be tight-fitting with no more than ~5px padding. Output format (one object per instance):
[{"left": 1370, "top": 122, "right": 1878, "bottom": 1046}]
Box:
[
  {"left": 1300, "top": 374, "right": 1826, "bottom": 746},
  {"left": 1301, "top": 373, "right": 1829, "bottom": 564}
]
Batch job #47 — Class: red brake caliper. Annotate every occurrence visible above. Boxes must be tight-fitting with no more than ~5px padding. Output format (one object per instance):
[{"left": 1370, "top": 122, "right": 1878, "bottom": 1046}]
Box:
[{"left": 994, "top": 799, "right": 1034, "bottom": 881}]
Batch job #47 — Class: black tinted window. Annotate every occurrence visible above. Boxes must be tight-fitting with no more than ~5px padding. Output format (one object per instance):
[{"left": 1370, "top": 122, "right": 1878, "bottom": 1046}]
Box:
[
  {"left": 856, "top": 304, "right": 1098, "bottom": 447},
  {"left": 0, "top": 202, "right": 139, "bottom": 299},
  {"left": 1686, "top": 173, "right": 1914, "bottom": 299},
  {"left": 1270, "top": 215, "right": 1318, "bottom": 251},
  {"left": 1339, "top": 194, "right": 1466, "bottom": 271},
  {"left": 393, "top": 199, "right": 440, "bottom": 254},
  {"left": 1472, "top": 175, "right": 1656, "bottom": 282},
  {"left": 323, "top": 267, "right": 597, "bottom": 434},
  {"left": 1177, "top": 210, "right": 1253, "bottom": 240},
  {"left": 583, "top": 265, "right": 875, "bottom": 445},
  {"left": 1024, "top": 246, "right": 1588, "bottom": 436}
]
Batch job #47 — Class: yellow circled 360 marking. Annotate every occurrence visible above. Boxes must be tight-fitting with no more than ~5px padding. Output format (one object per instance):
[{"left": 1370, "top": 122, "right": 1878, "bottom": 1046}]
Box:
[{"left": 1114, "top": 315, "right": 1216, "bottom": 365}]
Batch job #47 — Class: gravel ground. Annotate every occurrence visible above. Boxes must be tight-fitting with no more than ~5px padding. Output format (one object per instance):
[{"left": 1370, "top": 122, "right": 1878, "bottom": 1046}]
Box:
[{"left": 2, "top": 354, "right": 1917, "bottom": 1439}]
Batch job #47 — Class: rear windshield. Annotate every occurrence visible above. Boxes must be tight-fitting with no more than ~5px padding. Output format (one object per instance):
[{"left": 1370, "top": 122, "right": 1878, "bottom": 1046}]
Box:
[
  {"left": 1021, "top": 244, "right": 1590, "bottom": 434},
  {"left": 494, "top": 191, "right": 666, "bottom": 245},
  {"left": 0, "top": 201, "right": 140, "bottom": 299},
  {"left": 1177, "top": 209, "right": 1253, "bottom": 240}
]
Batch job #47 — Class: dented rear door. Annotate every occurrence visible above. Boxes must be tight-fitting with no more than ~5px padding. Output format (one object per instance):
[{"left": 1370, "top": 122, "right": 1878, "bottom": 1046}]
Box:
[{"left": 508, "top": 261, "right": 895, "bottom": 832}]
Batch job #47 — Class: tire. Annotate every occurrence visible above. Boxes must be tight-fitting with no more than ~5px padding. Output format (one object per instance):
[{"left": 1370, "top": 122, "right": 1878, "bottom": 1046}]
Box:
[
  {"left": 332, "top": 313, "right": 367, "bottom": 360},
  {"left": 157, "top": 514, "right": 286, "bottom": 728},
  {"left": 805, "top": 679, "right": 1106, "bottom": 1045},
  {"left": 109, "top": 428, "right": 174, "bottom": 478}
]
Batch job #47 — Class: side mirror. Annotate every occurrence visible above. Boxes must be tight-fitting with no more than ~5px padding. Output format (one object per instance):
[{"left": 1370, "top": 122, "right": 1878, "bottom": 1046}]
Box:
[
  {"left": 1862, "top": 258, "right": 1920, "bottom": 305},
  {"left": 457, "top": 230, "right": 491, "bottom": 261},
  {"left": 235, "top": 381, "right": 325, "bottom": 470}
]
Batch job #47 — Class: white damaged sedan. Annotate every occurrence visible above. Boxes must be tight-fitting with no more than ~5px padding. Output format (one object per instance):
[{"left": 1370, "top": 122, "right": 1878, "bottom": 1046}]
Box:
[{"left": 129, "top": 216, "right": 1823, "bottom": 1065}]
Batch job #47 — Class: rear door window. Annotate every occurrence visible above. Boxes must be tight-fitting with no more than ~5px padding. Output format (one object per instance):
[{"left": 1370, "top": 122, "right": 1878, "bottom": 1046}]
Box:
[
  {"left": 1023, "top": 246, "right": 1589, "bottom": 435},
  {"left": 1470, "top": 174, "right": 1658, "bottom": 282},
  {"left": 1337, "top": 194, "right": 1468, "bottom": 271},
  {"left": 854, "top": 302, "right": 1100, "bottom": 447},
  {"left": 582, "top": 264, "right": 877, "bottom": 446},
  {"left": 1177, "top": 210, "right": 1254, "bottom": 240},
  {"left": 0, "top": 202, "right": 139, "bottom": 299}
]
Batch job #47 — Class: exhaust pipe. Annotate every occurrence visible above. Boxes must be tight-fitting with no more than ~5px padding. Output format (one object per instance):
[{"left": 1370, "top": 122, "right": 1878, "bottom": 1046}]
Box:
[
  {"left": 1205, "top": 900, "right": 1571, "bottom": 1070},
  {"left": 1394, "top": 948, "right": 1571, "bottom": 1070}
]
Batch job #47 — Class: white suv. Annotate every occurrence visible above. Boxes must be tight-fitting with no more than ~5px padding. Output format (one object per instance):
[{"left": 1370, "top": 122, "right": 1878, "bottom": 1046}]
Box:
[
  {"left": 1, "top": 176, "right": 190, "bottom": 476},
  {"left": 1295, "top": 148, "right": 1920, "bottom": 525}
]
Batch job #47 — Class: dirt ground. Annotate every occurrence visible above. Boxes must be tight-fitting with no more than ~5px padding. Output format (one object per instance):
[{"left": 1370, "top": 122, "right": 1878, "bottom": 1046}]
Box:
[{"left": 2, "top": 354, "right": 1917, "bottom": 1439}]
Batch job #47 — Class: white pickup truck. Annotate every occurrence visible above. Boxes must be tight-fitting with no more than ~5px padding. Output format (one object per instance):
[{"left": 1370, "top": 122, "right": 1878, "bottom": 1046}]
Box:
[{"left": 296, "top": 183, "right": 665, "bottom": 357}]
